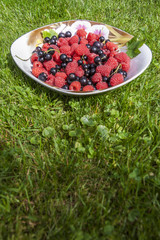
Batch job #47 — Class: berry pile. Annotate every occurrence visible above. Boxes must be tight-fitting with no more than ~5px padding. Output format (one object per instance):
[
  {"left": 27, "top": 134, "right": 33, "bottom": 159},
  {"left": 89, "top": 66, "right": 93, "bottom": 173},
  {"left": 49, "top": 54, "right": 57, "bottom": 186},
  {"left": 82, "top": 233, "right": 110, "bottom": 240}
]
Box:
[{"left": 31, "top": 29, "right": 131, "bottom": 91}]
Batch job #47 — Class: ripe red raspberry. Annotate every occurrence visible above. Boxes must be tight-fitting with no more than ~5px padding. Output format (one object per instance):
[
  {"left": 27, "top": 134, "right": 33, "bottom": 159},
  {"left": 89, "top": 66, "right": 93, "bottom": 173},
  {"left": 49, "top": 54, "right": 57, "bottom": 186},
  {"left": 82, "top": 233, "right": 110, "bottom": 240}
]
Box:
[
  {"left": 88, "top": 53, "right": 98, "bottom": 64},
  {"left": 75, "top": 44, "right": 90, "bottom": 56},
  {"left": 96, "top": 81, "right": 108, "bottom": 90},
  {"left": 31, "top": 52, "right": 38, "bottom": 63},
  {"left": 60, "top": 45, "right": 71, "bottom": 55},
  {"left": 115, "top": 52, "right": 130, "bottom": 64},
  {"left": 33, "top": 61, "right": 43, "bottom": 68},
  {"left": 105, "top": 57, "right": 118, "bottom": 70},
  {"left": 76, "top": 29, "right": 87, "bottom": 38},
  {"left": 65, "top": 60, "right": 78, "bottom": 75},
  {"left": 43, "top": 60, "right": 57, "bottom": 72},
  {"left": 80, "top": 37, "right": 88, "bottom": 45},
  {"left": 109, "top": 50, "right": 118, "bottom": 57},
  {"left": 110, "top": 73, "right": 124, "bottom": 86},
  {"left": 69, "top": 81, "right": 81, "bottom": 91},
  {"left": 121, "top": 61, "right": 130, "bottom": 72},
  {"left": 87, "top": 32, "right": 97, "bottom": 42},
  {"left": 105, "top": 41, "right": 118, "bottom": 51},
  {"left": 89, "top": 39, "right": 97, "bottom": 46},
  {"left": 72, "top": 54, "right": 81, "bottom": 61},
  {"left": 32, "top": 67, "right": 48, "bottom": 78},
  {"left": 55, "top": 72, "right": 67, "bottom": 79},
  {"left": 49, "top": 44, "right": 60, "bottom": 51},
  {"left": 69, "top": 35, "right": 79, "bottom": 45},
  {"left": 96, "top": 65, "right": 111, "bottom": 77},
  {"left": 45, "top": 74, "right": 55, "bottom": 86},
  {"left": 54, "top": 76, "right": 66, "bottom": 88},
  {"left": 83, "top": 85, "right": 95, "bottom": 91},
  {"left": 53, "top": 51, "right": 61, "bottom": 64},
  {"left": 70, "top": 43, "right": 79, "bottom": 55},
  {"left": 57, "top": 38, "right": 68, "bottom": 47},
  {"left": 42, "top": 43, "right": 50, "bottom": 52},
  {"left": 75, "top": 66, "right": 84, "bottom": 77},
  {"left": 91, "top": 73, "right": 102, "bottom": 84}
]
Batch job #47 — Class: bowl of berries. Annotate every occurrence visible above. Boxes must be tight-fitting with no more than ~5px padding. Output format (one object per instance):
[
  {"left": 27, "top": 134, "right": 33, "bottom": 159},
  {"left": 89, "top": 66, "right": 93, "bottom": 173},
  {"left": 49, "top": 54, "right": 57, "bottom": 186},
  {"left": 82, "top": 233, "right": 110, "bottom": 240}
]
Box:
[{"left": 10, "top": 20, "right": 152, "bottom": 96}]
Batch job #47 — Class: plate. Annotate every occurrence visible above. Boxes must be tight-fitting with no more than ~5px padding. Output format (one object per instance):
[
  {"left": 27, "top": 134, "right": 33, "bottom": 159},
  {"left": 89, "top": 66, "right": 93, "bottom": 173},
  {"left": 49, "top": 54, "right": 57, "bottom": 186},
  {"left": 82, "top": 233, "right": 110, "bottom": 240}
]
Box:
[{"left": 10, "top": 20, "right": 152, "bottom": 96}]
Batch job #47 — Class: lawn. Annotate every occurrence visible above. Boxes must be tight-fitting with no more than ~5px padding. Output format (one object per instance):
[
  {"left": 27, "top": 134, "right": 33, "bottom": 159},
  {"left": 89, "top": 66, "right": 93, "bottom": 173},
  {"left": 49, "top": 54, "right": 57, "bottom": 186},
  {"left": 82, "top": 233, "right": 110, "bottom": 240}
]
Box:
[{"left": 0, "top": 0, "right": 160, "bottom": 239}]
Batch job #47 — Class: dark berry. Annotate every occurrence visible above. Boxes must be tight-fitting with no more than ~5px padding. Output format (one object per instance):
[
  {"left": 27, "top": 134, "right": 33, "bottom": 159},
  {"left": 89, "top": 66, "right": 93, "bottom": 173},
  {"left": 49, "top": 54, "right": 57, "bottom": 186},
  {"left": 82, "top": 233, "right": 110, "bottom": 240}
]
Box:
[
  {"left": 86, "top": 44, "right": 91, "bottom": 49},
  {"left": 58, "top": 32, "right": 65, "bottom": 38},
  {"left": 67, "top": 57, "right": 73, "bottom": 63},
  {"left": 97, "top": 49, "right": 103, "bottom": 55},
  {"left": 100, "top": 53, "right": 107, "bottom": 62},
  {"left": 118, "top": 69, "right": 127, "bottom": 79},
  {"left": 65, "top": 31, "right": 72, "bottom": 38},
  {"left": 76, "top": 76, "right": 80, "bottom": 81},
  {"left": 99, "top": 36, "right": 105, "bottom": 42},
  {"left": 94, "top": 56, "right": 101, "bottom": 65},
  {"left": 90, "top": 63, "right": 96, "bottom": 68},
  {"left": 87, "top": 80, "right": 92, "bottom": 85},
  {"left": 47, "top": 47, "right": 55, "bottom": 55},
  {"left": 50, "top": 39, "right": 56, "bottom": 45},
  {"left": 50, "top": 67, "right": 57, "bottom": 75},
  {"left": 82, "top": 64, "right": 90, "bottom": 70},
  {"left": 90, "top": 68, "right": 96, "bottom": 76},
  {"left": 85, "top": 69, "right": 90, "bottom": 77},
  {"left": 56, "top": 65, "right": 61, "bottom": 71},
  {"left": 102, "top": 76, "right": 108, "bottom": 82},
  {"left": 69, "top": 73, "right": 76, "bottom": 81},
  {"left": 61, "top": 62, "right": 67, "bottom": 68},
  {"left": 80, "top": 76, "right": 87, "bottom": 86},
  {"left": 51, "top": 35, "right": 57, "bottom": 41},
  {"left": 62, "top": 85, "right": 69, "bottom": 90},
  {"left": 36, "top": 46, "right": 41, "bottom": 52},
  {"left": 39, "top": 57, "right": 45, "bottom": 63},
  {"left": 105, "top": 39, "right": 110, "bottom": 43},
  {"left": 43, "top": 37, "right": 50, "bottom": 43},
  {"left": 90, "top": 46, "right": 98, "bottom": 53},
  {"left": 45, "top": 53, "right": 52, "bottom": 61},
  {"left": 67, "top": 77, "right": 72, "bottom": 85},
  {"left": 38, "top": 72, "right": 48, "bottom": 81},
  {"left": 78, "top": 59, "right": 83, "bottom": 65},
  {"left": 60, "top": 54, "right": 67, "bottom": 62},
  {"left": 38, "top": 51, "right": 44, "bottom": 57},
  {"left": 83, "top": 55, "right": 88, "bottom": 60},
  {"left": 93, "top": 41, "right": 101, "bottom": 48}
]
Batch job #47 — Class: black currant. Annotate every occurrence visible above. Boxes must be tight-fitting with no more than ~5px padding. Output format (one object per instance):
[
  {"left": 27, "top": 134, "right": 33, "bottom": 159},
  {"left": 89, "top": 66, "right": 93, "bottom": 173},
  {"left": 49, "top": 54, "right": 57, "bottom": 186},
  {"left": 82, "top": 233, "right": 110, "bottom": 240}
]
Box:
[
  {"left": 47, "top": 47, "right": 55, "bottom": 55},
  {"left": 58, "top": 32, "right": 65, "bottom": 38},
  {"left": 36, "top": 46, "right": 41, "bottom": 52},
  {"left": 100, "top": 53, "right": 107, "bottom": 62},
  {"left": 93, "top": 41, "right": 101, "bottom": 48},
  {"left": 50, "top": 67, "right": 57, "bottom": 75},
  {"left": 83, "top": 55, "right": 88, "bottom": 60},
  {"left": 65, "top": 31, "right": 72, "bottom": 37},
  {"left": 86, "top": 44, "right": 91, "bottom": 49},
  {"left": 80, "top": 76, "right": 87, "bottom": 86},
  {"left": 78, "top": 59, "right": 83, "bottom": 65},
  {"left": 38, "top": 51, "right": 44, "bottom": 57},
  {"left": 94, "top": 56, "right": 101, "bottom": 65},
  {"left": 61, "top": 62, "right": 67, "bottom": 68},
  {"left": 90, "top": 46, "right": 98, "bottom": 53},
  {"left": 85, "top": 69, "right": 90, "bottom": 77},
  {"left": 60, "top": 54, "right": 67, "bottom": 62},
  {"left": 69, "top": 73, "right": 76, "bottom": 81},
  {"left": 56, "top": 65, "right": 61, "bottom": 71},
  {"left": 39, "top": 57, "right": 45, "bottom": 63},
  {"left": 51, "top": 35, "right": 57, "bottom": 41},
  {"left": 99, "top": 36, "right": 105, "bottom": 42},
  {"left": 45, "top": 53, "right": 52, "bottom": 61},
  {"left": 62, "top": 85, "right": 69, "bottom": 90},
  {"left": 38, "top": 72, "right": 48, "bottom": 81},
  {"left": 105, "top": 39, "right": 110, "bottom": 43},
  {"left": 43, "top": 37, "right": 50, "bottom": 43},
  {"left": 97, "top": 49, "right": 103, "bottom": 55},
  {"left": 50, "top": 39, "right": 56, "bottom": 45},
  {"left": 90, "top": 68, "right": 96, "bottom": 76}
]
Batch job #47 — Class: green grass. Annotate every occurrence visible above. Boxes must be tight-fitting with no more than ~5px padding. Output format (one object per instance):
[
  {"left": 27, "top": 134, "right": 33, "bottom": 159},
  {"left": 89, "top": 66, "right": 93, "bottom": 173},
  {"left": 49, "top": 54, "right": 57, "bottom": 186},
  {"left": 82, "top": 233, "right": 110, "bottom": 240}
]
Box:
[{"left": 0, "top": 0, "right": 160, "bottom": 239}]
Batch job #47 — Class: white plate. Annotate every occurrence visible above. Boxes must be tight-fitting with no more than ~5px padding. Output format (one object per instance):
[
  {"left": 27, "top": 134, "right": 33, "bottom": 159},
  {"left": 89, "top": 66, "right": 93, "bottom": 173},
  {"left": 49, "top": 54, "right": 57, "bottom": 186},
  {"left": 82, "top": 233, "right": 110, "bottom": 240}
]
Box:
[{"left": 10, "top": 20, "right": 152, "bottom": 96}]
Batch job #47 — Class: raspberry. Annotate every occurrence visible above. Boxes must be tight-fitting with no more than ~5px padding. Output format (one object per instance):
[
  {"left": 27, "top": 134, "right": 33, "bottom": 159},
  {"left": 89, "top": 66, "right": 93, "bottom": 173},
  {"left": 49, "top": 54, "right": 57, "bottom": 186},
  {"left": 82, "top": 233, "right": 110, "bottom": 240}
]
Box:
[
  {"left": 75, "top": 66, "right": 85, "bottom": 77},
  {"left": 115, "top": 52, "right": 130, "bottom": 64},
  {"left": 76, "top": 29, "right": 87, "bottom": 38},
  {"left": 69, "top": 35, "right": 79, "bottom": 45},
  {"left": 91, "top": 73, "right": 102, "bottom": 84},
  {"left": 88, "top": 53, "right": 98, "bottom": 64},
  {"left": 45, "top": 74, "right": 55, "bottom": 86},
  {"left": 33, "top": 61, "right": 43, "bottom": 68},
  {"left": 55, "top": 72, "right": 67, "bottom": 79},
  {"left": 96, "top": 81, "right": 108, "bottom": 90},
  {"left": 80, "top": 37, "right": 88, "bottom": 45},
  {"left": 87, "top": 32, "right": 97, "bottom": 42},
  {"left": 53, "top": 51, "right": 61, "bottom": 64},
  {"left": 60, "top": 45, "right": 71, "bottom": 56},
  {"left": 57, "top": 38, "right": 68, "bottom": 47},
  {"left": 75, "top": 44, "right": 90, "bottom": 56},
  {"left": 49, "top": 44, "right": 60, "bottom": 51},
  {"left": 72, "top": 54, "right": 81, "bottom": 61},
  {"left": 69, "top": 81, "right": 81, "bottom": 91},
  {"left": 96, "top": 65, "right": 111, "bottom": 77},
  {"left": 70, "top": 43, "right": 79, "bottom": 55},
  {"left": 105, "top": 57, "right": 118, "bottom": 70},
  {"left": 121, "top": 61, "right": 130, "bottom": 72},
  {"left": 32, "top": 67, "right": 48, "bottom": 78},
  {"left": 89, "top": 39, "right": 97, "bottom": 46},
  {"left": 65, "top": 60, "right": 78, "bottom": 75},
  {"left": 109, "top": 50, "right": 118, "bottom": 57},
  {"left": 83, "top": 85, "right": 95, "bottom": 91},
  {"left": 43, "top": 60, "right": 57, "bottom": 72},
  {"left": 54, "top": 76, "right": 66, "bottom": 88},
  {"left": 110, "top": 73, "right": 124, "bottom": 86},
  {"left": 31, "top": 52, "right": 38, "bottom": 63},
  {"left": 42, "top": 43, "right": 50, "bottom": 52},
  {"left": 105, "top": 41, "right": 118, "bottom": 51}
]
